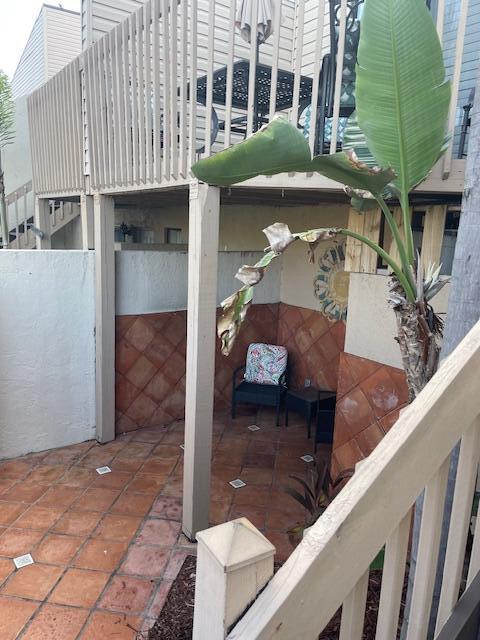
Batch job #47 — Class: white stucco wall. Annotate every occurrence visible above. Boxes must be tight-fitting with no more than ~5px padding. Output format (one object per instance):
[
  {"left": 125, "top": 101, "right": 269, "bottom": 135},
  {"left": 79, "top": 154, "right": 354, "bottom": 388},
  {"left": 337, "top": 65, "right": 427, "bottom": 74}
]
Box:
[
  {"left": 345, "top": 273, "right": 451, "bottom": 369},
  {"left": 116, "top": 250, "right": 281, "bottom": 315},
  {"left": 0, "top": 251, "right": 96, "bottom": 459}
]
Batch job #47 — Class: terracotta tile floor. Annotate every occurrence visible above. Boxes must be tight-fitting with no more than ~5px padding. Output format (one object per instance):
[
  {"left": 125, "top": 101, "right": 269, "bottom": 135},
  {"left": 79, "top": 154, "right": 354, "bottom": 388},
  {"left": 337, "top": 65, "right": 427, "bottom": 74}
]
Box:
[{"left": 0, "top": 408, "right": 326, "bottom": 639}]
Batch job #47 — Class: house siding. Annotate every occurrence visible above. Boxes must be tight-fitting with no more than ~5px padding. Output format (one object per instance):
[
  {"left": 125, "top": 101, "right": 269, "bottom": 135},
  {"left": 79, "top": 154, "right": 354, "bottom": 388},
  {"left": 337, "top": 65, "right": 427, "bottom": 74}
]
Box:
[
  {"left": 11, "top": 12, "right": 45, "bottom": 99},
  {"left": 11, "top": 6, "right": 81, "bottom": 100},
  {"left": 82, "top": 0, "right": 295, "bottom": 69},
  {"left": 443, "top": 0, "right": 480, "bottom": 157},
  {"left": 44, "top": 7, "right": 82, "bottom": 80}
]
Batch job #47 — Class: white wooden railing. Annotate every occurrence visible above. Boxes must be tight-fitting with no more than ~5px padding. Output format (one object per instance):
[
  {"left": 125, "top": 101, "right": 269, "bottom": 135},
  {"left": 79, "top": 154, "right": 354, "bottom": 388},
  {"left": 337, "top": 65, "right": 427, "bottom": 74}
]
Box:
[
  {"left": 193, "top": 320, "right": 480, "bottom": 639},
  {"left": 27, "top": 0, "right": 471, "bottom": 196},
  {"left": 27, "top": 56, "right": 84, "bottom": 196},
  {"left": 1, "top": 182, "right": 81, "bottom": 249}
]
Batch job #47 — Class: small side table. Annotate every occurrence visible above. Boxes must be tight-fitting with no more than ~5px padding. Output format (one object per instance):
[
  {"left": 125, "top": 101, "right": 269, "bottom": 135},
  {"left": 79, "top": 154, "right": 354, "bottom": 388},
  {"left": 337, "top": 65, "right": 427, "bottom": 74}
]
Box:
[{"left": 285, "top": 388, "right": 318, "bottom": 438}]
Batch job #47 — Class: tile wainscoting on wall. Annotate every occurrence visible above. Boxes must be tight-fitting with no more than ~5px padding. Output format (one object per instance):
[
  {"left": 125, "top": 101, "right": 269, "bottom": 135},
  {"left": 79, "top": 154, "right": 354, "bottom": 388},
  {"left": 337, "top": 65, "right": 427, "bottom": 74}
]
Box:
[
  {"left": 330, "top": 352, "right": 409, "bottom": 477},
  {"left": 115, "top": 303, "right": 346, "bottom": 434}
]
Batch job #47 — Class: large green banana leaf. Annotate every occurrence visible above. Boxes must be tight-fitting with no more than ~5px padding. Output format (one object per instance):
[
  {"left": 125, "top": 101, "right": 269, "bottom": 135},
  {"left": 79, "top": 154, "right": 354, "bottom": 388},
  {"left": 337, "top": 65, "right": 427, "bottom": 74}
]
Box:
[
  {"left": 342, "top": 112, "right": 398, "bottom": 209},
  {"left": 355, "top": 0, "right": 451, "bottom": 194},
  {"left": 192, "top": 116, "right": 395, "bottom": 195},
  {"left": 309, "top": 150, "right": 395, "bottom": 195},
  {"left": 191, "top": 116, "right": 311, "bottom": 185}
]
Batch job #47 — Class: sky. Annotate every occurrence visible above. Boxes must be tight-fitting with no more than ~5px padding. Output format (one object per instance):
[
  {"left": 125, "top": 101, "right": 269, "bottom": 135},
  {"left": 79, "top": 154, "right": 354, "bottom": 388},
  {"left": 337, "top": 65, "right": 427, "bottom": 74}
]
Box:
[{"left": 0, "top": 0, "right": 80, "bottom": 79}]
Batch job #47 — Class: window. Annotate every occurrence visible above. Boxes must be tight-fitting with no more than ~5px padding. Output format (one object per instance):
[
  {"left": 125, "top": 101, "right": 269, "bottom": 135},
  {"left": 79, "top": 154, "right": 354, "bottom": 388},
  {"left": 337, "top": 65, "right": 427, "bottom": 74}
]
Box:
[{"left": 165, "top": 228, "right": 183, "bottom": 244}]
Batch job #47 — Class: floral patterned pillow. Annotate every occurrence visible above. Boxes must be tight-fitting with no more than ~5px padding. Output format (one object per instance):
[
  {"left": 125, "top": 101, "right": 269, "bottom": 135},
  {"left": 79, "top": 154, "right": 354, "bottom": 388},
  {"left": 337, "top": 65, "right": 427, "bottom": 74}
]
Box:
[{"left": 244, "top": 343, "right": 288, "bottom": 386}]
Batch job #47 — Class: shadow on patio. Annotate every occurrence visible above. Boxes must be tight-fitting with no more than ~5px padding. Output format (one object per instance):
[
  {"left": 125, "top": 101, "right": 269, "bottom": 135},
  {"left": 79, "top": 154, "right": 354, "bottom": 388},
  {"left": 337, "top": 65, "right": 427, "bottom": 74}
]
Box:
[{"left": 0, "top": 408, "right": 327, "bottom": 638}]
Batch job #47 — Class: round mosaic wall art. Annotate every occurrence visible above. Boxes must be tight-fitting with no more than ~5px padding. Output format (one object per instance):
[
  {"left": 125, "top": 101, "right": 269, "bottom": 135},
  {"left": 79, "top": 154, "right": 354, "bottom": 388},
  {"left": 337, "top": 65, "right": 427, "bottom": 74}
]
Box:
[{"left": 314, "top": 243, "right": 349, "bottom": 322}]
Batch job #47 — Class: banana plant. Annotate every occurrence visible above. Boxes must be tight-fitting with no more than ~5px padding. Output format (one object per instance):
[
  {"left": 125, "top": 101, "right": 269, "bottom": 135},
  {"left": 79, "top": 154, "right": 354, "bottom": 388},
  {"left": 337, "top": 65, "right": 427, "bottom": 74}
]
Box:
[{"left": 192, "top": 0, "right": 451, "bottom": 401}]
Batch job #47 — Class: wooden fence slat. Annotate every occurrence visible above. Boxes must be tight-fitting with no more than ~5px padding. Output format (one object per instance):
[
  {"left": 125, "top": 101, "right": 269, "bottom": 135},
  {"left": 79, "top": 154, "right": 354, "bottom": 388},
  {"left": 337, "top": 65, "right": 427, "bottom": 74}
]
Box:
[
  {"left": 291, "top": 0, "right": 306, "bottom": 128},
  {"left": 169, "top": 0, "right": 179, "bottom": 178},
  {"left": 103, "top": 35, "right": 114, "bottom": 188},
  {"left": 406, "top": 457, "right": 451, "bottom": 640},
  {"left": 204, "top": 0, "right": 216, "bottom": 154},
  {"left": 123, "top": 19, "right": 132, "bottom": 185},
  {"left": 330, "top": 0, "right": 347, "bottom": 154},
  {"left": 161, "top": 0, "right": 171, "bottom": 179},
  {"left": 375, "top": 512, "right": 411, "bottom": 640},
  {"left": 130, "top": 12, "right": 140, "bottom": 184},
  {"left": 308, "top": 0, "right": 327, "bottom": 155},
  {"left": 152, "top": 0, "right": 162, "bottom": 182},
  {"left": 436, "top": 417, "right": 480, "bottom": 633},
  {"left": 188, "top": 0, "right": 198, "bottom": 167},
  {"left": 179, "top": 0, "right": 188, "bottom": 176},
  {"left": 144, "top": 2, "right": 153, "bottom": 183},
  {"left": 136, "top": 5, "right": 146, "bottom": 184},
  {"left": 344, "top": 207, "right": 365, "bottom": 272},
  {"left": 246, "top": 0, "right": 259, "bottom": 137},
  {"left": 421, "top": 205, "right": 447, "bottom": 271},
  {"left": 223, "top": 0, "right": 237, "bottom": 149},
  {"left": 339, "top": 571, "right": 369, "bottom": 640},
  {"left": 268, "top": 0, "right": 283, "bottom": 121}
]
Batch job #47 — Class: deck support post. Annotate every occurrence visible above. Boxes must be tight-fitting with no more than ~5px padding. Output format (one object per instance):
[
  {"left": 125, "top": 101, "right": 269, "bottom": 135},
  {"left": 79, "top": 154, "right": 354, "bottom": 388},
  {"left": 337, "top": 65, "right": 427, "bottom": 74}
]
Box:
[
  {"left": 94, "top": 193, "right": 116, "bottom": 444},
  {"left": 182, "top": 181, "right": 220, "bottom": 540},
  {"left": 34, "top": 198, "right": 51, "bottom": 249},
  {"left": 80, "top": 194, "right": 95, "bottom": 249}
]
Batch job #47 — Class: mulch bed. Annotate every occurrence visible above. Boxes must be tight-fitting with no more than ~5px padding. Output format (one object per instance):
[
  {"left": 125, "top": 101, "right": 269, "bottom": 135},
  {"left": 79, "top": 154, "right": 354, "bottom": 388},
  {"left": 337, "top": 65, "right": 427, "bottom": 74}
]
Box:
[
  {"left": 145, "top": 555, "right": 196, "bottom": 640},
  {"left": 142, "top": 557, "right": 405, "bottom": 640}
]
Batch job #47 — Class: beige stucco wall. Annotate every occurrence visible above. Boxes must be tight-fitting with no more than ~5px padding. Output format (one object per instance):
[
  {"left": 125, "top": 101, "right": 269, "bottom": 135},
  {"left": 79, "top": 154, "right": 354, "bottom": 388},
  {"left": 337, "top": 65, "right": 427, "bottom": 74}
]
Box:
[
  {"left": 114, "top": 202, "right": 349, "bottom": 251},
  {"left": 114, "top": 201, "right": 349, "bottom": 311},
  {"left": 345, "top": 273, "right": 451, "bottom": 369}
]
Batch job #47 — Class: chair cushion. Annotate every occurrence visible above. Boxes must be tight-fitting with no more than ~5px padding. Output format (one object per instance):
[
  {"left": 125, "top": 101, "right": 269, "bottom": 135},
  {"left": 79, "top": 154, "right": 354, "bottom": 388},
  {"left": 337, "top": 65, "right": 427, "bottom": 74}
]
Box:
[{"left": 244, "top": 343, "right": 288, "bottom": 386}]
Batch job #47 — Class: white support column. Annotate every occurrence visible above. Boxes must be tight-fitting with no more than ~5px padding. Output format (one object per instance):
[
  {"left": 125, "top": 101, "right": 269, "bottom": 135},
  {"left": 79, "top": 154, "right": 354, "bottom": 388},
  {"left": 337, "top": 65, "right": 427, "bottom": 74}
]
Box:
[
  {"left": 94, "top": 193, "right": 116, "bottom": 444},
  {"left": 80, "top": 194, "right": 95, "bottom": 250},
  {"left": 34, "top": 198, "right": 52, "bottom": 249},
  {"left": 182, "top": 181, "right": 220, "bottom": 540},
  {"left": 193, "top": 518, "right": 275, "bottom": 640}
]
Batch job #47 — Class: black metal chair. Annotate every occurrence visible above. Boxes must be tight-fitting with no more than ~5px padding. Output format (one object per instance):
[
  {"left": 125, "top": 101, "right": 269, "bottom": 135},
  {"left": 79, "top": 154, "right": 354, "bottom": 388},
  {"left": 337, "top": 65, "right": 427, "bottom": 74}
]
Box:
[{"left": 231, "top": 355, "right": 289, "bottom": 427}]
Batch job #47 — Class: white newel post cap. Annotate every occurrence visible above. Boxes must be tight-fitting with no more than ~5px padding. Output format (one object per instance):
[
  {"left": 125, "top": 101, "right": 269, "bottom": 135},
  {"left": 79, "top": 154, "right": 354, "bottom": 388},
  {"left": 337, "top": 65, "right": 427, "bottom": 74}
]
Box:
[{"left": 196, "top": 518, "right": 276, "bottom": 572}]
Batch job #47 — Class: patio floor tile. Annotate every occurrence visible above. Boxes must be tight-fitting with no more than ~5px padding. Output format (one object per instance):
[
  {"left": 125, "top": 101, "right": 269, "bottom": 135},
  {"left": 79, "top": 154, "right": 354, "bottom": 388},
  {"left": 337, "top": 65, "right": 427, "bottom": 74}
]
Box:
[
  {"left": 33, "top": 534, "right": 84, "bottom": 565},
  {"left": 0, "top": 558, "right": 14, "bottom": 586},
  {"left": 26, "top": 465, "right": 68, "bottom": 484},
  {"left": 92, "top": 514, "right": 142, "bottom": 542},
  {"left": 109, "top": 492, "right": 155, "bottom": 517},
  {"left": 136, "top": 519, "right": 181, "bottom": 547},
  {"left": 51, "top": 510, "right": 102, "bottom": 536},
  {"left": 99, "top": 575, "right": 154, "bottom": 614},
  {"left": 80, "top": 611, "right": 140, "bottom": 640},
  {"left": 73, "top": 488, "right": 120, "bottom": 512},
  {"left": 21, "top": 604, "right": 89, "bottom": 640},
  {"left": 73, "top": 539, "right": 129, "bottom": 572},
  {"left": 0, "top": 596, "right": 39, "bottom": 639},
  {"left": 0, "top": 460, "right": 35, "bottom": 479},
  {"left": 0, "top": 483, "right": 49, "bottom": 504},
  {"left": 0, "top": 529, "right": 44, "bottom": 557},
  {"left": 120, "top": 544, "right": 170, "bottom": 577},
  {"left": 0, "top": 408, "right": 318, "bottom": 635},
  {"left": 14, "top": 506, "right": 65, "bottom": 531},
  {"left": 1, "top": 564, "right": 63, "bottom": 600},
  {"left": 148, "top": 580, "right": 173, "bottom": 618},
  {"left": 150, "top": 496, "right": 182, "bottom": 521},
  {"left": 49, "top": 568, "right": 110, "bottom": 608},
  {"left": 37, "top": 486, "right": 83, "bottom": 509},
  {"left": 0, "top": 501, "right": 28, "bottom": 526}
]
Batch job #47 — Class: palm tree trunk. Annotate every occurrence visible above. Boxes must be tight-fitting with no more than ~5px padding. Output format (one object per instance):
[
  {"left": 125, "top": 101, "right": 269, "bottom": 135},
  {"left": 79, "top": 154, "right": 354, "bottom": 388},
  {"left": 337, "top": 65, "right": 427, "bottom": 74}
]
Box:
[{"left": 402, "top": 71, "right": 480, "bottom": 638}]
